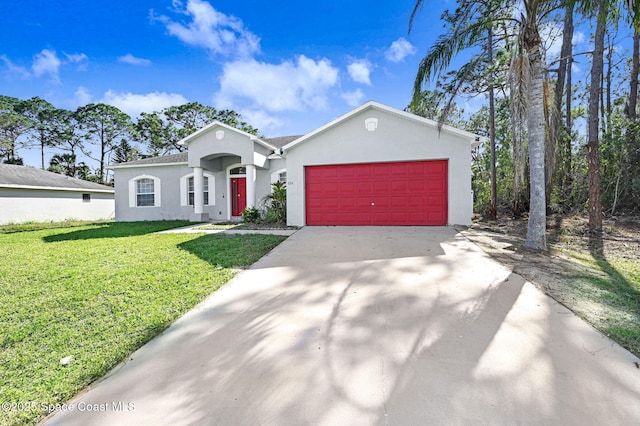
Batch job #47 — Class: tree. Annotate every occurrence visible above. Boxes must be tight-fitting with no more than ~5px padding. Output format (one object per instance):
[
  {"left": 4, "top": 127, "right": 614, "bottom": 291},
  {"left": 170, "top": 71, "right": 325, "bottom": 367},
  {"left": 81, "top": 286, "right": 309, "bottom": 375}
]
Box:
[
  {"left": 410, "top": 0, "right": 550, "bottom": 249},
  {"left": 47, "top": 153, "right": 90, "bottom": 179},
  {"left": 519, "top": 0, "right": 550, "bottom": 251},
  {"left": 15, "top": 97, "right": 66, "bottom": 170},
  {"left": 135, "top": 103, "right": 260, "bottom": 156},
  {"left": 135, "top": 112, "right": 174, "bottom": 156},
  {"left": 0, "top": 95, "right": 29, "bottom": 164},
  {"left": 406, "top": 89, "right": 465, "bottom": 126},
  {"left": 112, "top": 139, "right": 142, "bottom": 164},
  {"left": 76, "top": 103, "right": 133, "bottom": 182}
]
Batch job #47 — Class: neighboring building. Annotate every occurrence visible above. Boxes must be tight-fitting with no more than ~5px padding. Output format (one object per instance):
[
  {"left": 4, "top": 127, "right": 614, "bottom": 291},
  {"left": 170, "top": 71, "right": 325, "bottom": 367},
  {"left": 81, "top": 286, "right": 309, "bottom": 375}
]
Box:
[
  {"left": 111, "top": 101, "right": 481, "bottom": 226},
  {"left": 0, "top": 164, "right": 115, "bottom": 225}
]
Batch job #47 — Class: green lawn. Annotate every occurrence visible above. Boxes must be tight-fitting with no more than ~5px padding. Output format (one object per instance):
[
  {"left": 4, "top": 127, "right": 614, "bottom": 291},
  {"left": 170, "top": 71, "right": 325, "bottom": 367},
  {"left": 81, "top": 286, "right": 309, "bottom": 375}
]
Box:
[
  {"left": 0, "top": 221, "right": 286, "bottom": 425},
  {"left": 565, "top": 250, "right": 640, "bottom": 356}
]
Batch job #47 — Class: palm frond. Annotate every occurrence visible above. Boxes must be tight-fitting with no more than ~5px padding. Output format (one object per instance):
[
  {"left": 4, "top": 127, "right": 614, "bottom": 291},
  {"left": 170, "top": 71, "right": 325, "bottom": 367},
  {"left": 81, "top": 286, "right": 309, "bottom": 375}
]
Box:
[
  {"left": 411, "top": 19, "right": 488, "bottom": 107},
  {"left": 408, "top": 0, "right": 425, "bottom": 34}
]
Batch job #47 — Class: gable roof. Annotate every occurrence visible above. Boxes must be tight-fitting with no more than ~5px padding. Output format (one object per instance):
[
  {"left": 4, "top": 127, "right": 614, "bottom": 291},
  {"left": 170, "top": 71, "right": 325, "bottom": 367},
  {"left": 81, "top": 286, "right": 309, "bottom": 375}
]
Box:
[
  {"left": 109, "top": 152, "right": 188, "bottom": 169},
  {"left": 264, "top": 135, "right": 303, "bottom": 148},
  {"left": 109, "top": 136, "right": 302, "bottom": 168},
  {"left": 0, "top": 164, "right": 114, "bottom": 193},
  {"left": 177, "top": 121, "right": 277, "bottom": 151},
  {"left": 281, "top": 101, "right": 483, "bottom": 151}
]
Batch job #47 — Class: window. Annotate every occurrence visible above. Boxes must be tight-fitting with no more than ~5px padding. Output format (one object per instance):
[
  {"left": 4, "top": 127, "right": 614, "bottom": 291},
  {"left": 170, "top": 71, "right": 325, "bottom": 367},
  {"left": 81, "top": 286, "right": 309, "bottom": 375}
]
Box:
[
  {"left": 128, "top": 175, "right": 161, "bottom": 208},
  {"left": 82, "top": 193, "right": 91, "bottom": 202},
  {"left": 230, "top": 166, "right": 246, "bottom": 175},
  {"left": 278, "top": 172, "right": 287, "bottom": 184},
  {"left": 188, "top": 176, "right": 209, "bottom": 206},
  {"left": 136, "top": 178, "right": 155, "bottom": 207},
  {"left": 180, "top": 173, "right": 214, "bottom": 206}
]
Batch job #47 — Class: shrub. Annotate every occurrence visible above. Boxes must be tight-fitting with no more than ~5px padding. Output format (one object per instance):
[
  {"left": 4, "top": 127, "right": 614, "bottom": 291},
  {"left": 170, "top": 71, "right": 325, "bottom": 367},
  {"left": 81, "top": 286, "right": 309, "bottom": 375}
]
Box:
[
  {"left": 241, "top": 206, "right": 260, "bottom": 223},
  {"left": 262, "top": 181, "right": 286, "bottom": 224}
]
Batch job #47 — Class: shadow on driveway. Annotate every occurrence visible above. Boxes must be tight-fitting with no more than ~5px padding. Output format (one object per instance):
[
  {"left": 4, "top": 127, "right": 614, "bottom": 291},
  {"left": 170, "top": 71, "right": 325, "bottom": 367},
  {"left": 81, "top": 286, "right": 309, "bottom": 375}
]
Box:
[{"left": 44, "top": 226, "right": 640, "bottom": 425}]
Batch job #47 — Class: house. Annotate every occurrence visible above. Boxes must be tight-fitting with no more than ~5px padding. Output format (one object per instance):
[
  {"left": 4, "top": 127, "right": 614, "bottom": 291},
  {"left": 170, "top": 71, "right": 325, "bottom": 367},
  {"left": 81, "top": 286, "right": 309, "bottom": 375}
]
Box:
[
  {"left": 0, "top": 164, "right": 115, "bottom": 225},
  {"left": 110, "top": 101, "right": 481, "bottom": 226}
]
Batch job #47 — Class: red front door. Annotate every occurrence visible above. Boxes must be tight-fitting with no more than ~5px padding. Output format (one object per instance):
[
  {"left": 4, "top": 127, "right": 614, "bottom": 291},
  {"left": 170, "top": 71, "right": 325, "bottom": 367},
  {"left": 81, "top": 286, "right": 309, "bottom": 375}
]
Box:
[{"left": 231, "top": 177, "right": 246, "bottom": 216}]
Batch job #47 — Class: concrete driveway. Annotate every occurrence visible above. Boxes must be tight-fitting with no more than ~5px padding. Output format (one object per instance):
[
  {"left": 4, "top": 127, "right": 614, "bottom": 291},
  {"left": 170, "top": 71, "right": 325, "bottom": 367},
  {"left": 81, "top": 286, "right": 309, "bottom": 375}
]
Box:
[{"left": 44, "top": 227, "right": 640, "bottom": 425}]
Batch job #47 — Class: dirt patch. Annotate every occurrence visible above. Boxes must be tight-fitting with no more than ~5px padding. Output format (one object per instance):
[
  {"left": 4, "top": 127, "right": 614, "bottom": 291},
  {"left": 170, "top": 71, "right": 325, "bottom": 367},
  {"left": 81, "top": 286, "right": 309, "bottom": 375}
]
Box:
[{"left": 456, "top": 214, "right": 640, "bottom": 357}]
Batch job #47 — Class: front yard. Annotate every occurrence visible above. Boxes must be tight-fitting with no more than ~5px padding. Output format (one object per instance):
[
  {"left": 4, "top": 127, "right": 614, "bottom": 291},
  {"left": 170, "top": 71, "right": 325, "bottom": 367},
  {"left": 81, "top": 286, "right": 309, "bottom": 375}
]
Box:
[{"left": 0, "top": 221, "right": 286, "bottom": 425}]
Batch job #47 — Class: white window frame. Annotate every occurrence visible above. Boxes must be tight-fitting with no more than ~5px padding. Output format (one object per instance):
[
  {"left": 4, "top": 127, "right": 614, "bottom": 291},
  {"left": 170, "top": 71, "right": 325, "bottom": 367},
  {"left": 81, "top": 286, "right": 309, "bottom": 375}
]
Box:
[
  {"left": 270, "top": 168, "right": 287, "bottom": 185},
  {"left": 180, "top": 172, "right": 215, "bottom": 207},
  {"left": 129, "top": 175, "right": 161, "bottom": 208}
]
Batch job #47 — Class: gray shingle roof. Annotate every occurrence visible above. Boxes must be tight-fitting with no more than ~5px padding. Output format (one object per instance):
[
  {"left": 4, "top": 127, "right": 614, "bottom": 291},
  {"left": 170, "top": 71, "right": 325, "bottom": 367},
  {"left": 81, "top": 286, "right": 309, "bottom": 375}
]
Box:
[
  {"left": 264, "top": 135, "right": 303, "bottom": 148},
  {"left": 111, "top": 135, "right": 302, "bottom": 167},
  {"left": 0, "top": 164, "right": 114, "bottom": 192},
  {"left": 111, "top": 152, "right": 188, "bottom": 167}
]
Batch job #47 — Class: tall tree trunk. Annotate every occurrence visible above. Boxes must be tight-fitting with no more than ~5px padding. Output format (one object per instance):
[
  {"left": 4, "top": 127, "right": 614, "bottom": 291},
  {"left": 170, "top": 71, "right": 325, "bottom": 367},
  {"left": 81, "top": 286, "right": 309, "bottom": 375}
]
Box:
[
  {"left": 628, "top": 27, "right": 639, "bottom": 208},
  {"left": 488, "top": 26, "right": 497, "bottom": 220},
  {"left": 524, "top": 35, "right": 547, "bottom": 250},
  {"left": 555, "top": 4, "right": 574, "bottom": 198},
  {"left": 588, "top": 0, "right": 606, "bottom": 233}
]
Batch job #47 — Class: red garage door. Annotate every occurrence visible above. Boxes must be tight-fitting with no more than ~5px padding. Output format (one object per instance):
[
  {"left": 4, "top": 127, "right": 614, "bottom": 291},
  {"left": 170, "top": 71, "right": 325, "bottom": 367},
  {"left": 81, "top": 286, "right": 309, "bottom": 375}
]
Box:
[{"left": 305, "top": 160, "right": 448, "bottom": 226}]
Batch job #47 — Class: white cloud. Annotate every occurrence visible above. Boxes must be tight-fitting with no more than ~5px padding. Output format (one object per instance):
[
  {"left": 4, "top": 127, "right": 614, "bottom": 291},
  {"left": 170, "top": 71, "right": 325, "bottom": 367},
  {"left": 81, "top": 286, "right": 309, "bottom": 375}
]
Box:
[
  {"left": 573, "top": 32, "right": 585, "bottom": 45},
  {"left": 0, "top": 55, "right": 31, "bottom": 79},
  {"left": 385, "top": 38, "right": 416, "bottom": 63},
  {"left": 100, "top": 90, "right": 189, "bottom": 118},
  {"left": 240, "top": 109, "right": 285, "bottom": 133},
  {"left": 73, "top": 86, "right": 93, "bottom": 106},
  {"left": 341, "top": 89, "right": 365, "bottom": 107},
  {"left": 157, "top": 0, "right": 260, "bottom": 57},
  {"left": 118, "top": 54, "right": 152, "bottom": 66},
  {"left": 64, "top": 52, "right": 89, "bottom": 70},
  {"left": 32, "top": 49, "right": 61, "bottom": 82},
  {"left": 347, "top": 60, "right": 372, "bottom": 85},
  {"left": 215, "top": 55, "right": 339, "bottom": 112}
]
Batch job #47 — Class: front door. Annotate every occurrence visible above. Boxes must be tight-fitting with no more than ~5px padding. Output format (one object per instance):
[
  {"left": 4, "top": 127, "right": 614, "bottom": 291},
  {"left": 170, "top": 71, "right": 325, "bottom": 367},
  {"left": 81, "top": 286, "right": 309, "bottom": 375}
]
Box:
[{"left": 231, "top": 177, "right": 246, "bottom": 216}]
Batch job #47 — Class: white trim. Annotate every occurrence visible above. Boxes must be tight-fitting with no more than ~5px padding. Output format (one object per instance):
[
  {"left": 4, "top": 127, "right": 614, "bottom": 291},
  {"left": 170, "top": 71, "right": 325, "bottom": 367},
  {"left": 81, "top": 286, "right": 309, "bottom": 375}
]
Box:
[
  {"left": 226, "top": 163, "right": 246, "bottom": 220},
  {"left": 128, "top": 174, "right": 161, "bottom": 208},
  {"left": 270, "top": 168, "right": 287, "bottom": 185},
  {"left": 177, "top": 121, "right": 277, "bottom": 151},
  {"left": 281, "top": 101, "right": 484, "bottom": 151},
  {"left": 0, "top": 184, "right": 114, "bottom": 193},
  {"left": 180, "top": 172, "right": 215, "bottom": 206}
]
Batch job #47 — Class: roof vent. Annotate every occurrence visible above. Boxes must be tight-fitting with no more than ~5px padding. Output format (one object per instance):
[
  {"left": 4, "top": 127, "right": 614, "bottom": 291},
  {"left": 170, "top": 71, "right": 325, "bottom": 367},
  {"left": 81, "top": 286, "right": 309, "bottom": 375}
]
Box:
[
  {"left": 364, "top": 118, "right": 378, "bottom": 132},
  {"left": 216, "top": 130, "right": 225, "bottom": 140}
]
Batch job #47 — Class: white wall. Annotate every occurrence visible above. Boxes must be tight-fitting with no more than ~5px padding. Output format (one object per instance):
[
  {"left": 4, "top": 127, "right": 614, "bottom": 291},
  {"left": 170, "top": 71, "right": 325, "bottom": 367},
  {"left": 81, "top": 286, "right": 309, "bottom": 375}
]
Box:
[
  {"left": 0, "top": 188, "right": 115, "bottom": 224},
  {"left": 284, "top": 107, "right": 473, "bottom": 226}
]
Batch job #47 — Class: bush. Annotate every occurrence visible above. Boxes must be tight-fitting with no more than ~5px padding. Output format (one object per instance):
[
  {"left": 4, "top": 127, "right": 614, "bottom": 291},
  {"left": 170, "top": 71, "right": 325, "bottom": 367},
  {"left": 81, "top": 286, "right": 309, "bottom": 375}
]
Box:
[
  {"left": 241, "top": 207, "right": 260, "bottom": 223},
  {"left": 262, "top": 181, "right": 286, "bottom": 224}
]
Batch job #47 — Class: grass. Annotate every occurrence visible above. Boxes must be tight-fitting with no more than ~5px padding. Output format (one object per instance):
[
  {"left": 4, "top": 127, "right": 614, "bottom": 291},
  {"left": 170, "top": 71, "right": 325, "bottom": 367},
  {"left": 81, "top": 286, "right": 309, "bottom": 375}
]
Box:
[
  {"left": 197, "top": 222, "right": 299, "bottom": 231},
  {"left": 0, "top": 221, "right": 286, "bottom": 425},
  {"left": 0, "top": 219, "right": 114, "bottom": 234},
  {"left": 564, "top": 250, "right": 640, "bottom": 356}
]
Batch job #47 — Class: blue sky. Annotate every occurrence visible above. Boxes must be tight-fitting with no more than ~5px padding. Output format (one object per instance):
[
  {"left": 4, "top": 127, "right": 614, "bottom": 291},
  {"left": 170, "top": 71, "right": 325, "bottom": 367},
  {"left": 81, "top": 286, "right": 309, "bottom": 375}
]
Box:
[
  {"left": 1, "top": 1, "right": 451, "bottom": 149},
  {"left": 2, "top": 0, "right": 602, "bottom": 169}
]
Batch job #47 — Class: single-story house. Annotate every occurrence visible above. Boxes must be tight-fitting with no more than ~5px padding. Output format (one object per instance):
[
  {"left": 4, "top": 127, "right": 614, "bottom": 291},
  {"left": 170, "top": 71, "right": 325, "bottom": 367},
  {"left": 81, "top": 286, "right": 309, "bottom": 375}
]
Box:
[
  {"left": 110, "top": 101, "right": 481, "bottom": 226},
  {"left": 0, "top": 164, "right": 115, "bottom": 225}
]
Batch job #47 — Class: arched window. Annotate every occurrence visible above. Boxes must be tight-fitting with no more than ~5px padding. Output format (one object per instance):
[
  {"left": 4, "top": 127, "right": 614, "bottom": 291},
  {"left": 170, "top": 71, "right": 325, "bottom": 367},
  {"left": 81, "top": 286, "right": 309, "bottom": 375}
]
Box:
[
  {"left": 180, "top": 173, "right": 215, "bottom": 206},
  {"left": 128, "top": 175, "right": 161, "bottom": 207}
]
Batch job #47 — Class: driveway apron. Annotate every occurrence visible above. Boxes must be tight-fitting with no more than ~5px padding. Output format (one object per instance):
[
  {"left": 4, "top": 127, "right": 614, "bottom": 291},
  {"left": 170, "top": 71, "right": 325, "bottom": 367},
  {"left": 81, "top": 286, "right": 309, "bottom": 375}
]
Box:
[{"left": 44, "top": 227, "right": 640, "bottom": 425}]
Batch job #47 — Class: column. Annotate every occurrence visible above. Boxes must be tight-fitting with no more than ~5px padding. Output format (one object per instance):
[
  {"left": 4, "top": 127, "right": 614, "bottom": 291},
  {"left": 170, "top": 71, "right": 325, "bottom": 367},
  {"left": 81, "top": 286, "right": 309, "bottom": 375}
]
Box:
[{"left": 246, "top": 164, "right": 256, "bottom": 208}]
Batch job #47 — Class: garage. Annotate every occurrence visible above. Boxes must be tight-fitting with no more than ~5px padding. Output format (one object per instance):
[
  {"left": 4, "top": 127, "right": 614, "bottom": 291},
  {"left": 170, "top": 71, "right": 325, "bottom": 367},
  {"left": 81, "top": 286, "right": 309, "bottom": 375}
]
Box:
[{"left": 305, "top": 160, "right": 448, "bottom": 226}]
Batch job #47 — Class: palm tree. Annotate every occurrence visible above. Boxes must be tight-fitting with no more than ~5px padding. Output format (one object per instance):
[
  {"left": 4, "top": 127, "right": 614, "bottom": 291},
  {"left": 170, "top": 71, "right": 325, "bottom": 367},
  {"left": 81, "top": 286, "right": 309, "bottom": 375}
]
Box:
[{"left": 410, "top": 0, "right": 551, "bottom": 250}]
